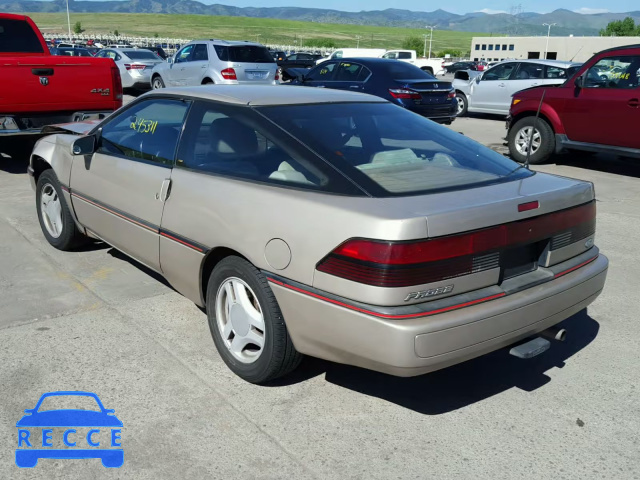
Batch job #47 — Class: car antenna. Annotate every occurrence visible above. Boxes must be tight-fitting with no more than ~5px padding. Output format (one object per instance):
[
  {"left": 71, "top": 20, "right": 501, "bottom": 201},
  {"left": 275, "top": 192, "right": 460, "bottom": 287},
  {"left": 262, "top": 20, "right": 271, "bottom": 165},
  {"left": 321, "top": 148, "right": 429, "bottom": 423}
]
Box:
[
  {"left": 570, "top": 46, "right": 584, "bottom": 62},
  {"left": 524, "top": 89, "right": 547, "bottom": 170}
]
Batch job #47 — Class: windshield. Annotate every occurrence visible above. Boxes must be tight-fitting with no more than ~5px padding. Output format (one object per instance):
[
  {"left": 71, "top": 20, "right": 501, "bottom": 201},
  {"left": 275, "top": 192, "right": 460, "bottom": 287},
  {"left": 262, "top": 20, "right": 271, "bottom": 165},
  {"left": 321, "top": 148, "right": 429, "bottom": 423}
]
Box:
[
  {"left": 258, "top": 102, "right": 532, "bottom": 197},
  {"left": 0, "top": 18, "right": 44, "bottom": 53},
  {"left": 125, "top": 50, "right": 160, "bottom": 60}
]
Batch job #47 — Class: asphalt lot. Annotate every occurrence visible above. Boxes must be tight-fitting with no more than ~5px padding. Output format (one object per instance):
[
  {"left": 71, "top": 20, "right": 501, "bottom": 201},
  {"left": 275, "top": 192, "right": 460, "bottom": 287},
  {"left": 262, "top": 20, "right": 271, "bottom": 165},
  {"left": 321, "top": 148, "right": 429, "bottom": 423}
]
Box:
[{"left": 1, "top": 112, "right": 639, "bottom": 478}]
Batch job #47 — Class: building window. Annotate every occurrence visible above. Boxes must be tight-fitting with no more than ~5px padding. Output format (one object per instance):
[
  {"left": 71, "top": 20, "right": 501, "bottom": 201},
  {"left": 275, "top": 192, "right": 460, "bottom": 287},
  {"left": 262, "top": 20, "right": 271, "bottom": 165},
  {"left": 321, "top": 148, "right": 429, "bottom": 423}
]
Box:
[
  {"left": 488, "top": 45, "right": 493, "bottom": 50},
  {"left": 495, "top": 44, "right": 500, "bottom": 50},
  {"left": 546, "top": 52, "right": 557, "bottom": 60},
  {"left": 509, "top": 44, "right": 514, "bottom": 51},
  {"left": 475, "top": 44, "right": 480, "bottom": 50},
  {"left": 481, "top": 44, "right": 486, "bottom": 50},
  {"left": 473, "top": 58, "right": 478, "bottom": 61},
  {"left": 502, "top": 44, "right": 507, "bottom": 51},
  {"left": 527, "top": 52, "right": 541, "bottom": 59}
]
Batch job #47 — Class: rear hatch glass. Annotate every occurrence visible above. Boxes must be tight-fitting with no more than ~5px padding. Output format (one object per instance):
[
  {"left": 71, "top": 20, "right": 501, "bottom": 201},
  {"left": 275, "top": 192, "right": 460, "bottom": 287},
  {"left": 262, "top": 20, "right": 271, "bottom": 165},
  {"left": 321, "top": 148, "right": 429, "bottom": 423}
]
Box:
[
  {"left": 215, "top": 45, "right": 274, "bottom": 63},
  {"left": 0, "top": 18, "right": 44, "bottom": 53},
  {"left": 125, "top": 50, "right": 160, "bottom": 61},
  {"left": 258, "top": 102, "right": 532, "bottom": 197}
]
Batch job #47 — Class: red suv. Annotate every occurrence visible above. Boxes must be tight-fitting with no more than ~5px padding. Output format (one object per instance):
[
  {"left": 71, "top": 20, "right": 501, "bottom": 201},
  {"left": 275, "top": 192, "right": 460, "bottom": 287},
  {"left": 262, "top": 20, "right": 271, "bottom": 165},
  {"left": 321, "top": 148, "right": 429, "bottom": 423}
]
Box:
[{"left": 507, "top": 44, "right": 640, "bottom": 164}]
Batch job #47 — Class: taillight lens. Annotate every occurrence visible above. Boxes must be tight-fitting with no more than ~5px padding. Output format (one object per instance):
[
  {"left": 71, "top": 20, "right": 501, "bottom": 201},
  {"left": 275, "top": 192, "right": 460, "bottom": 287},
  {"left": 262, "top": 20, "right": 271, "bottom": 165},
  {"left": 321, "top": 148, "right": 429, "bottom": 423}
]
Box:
[
  {"left": 221, "top": 68, "right": 237, "bottom": 80},
  {"left": 447, "top": 90, "right": 455, "bottom": 98},
  {"left": 111, "top": 65, "right": 123, "bottom": 102},
  {"left": 389, "top": 88, "right": 421, "bottom": 100},
  {"left": 317, "top": 202, "right": 596, "bottom": 287},
  {"left": 124, "top": 64, "right": 145, "bottom": 71}
]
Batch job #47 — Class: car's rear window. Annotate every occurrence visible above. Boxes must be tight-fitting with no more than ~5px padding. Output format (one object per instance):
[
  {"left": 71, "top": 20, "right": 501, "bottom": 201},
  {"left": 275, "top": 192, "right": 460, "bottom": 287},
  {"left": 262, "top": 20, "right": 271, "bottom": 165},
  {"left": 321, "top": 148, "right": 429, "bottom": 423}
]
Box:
[
  {"left": 258, "top": 102, "right": 532, "bottom": 197},
  {"left": 0, "top": 18, "right": 44, "bottom": 53},
  {"left": 215, "top": 45, "right": 274, "bottom": 63},
  {"left": 386, "top": 62, "right": 435, "bottom": 79},
  {"left": 125, "top": 50, "right": 159, "bottom": 60}
]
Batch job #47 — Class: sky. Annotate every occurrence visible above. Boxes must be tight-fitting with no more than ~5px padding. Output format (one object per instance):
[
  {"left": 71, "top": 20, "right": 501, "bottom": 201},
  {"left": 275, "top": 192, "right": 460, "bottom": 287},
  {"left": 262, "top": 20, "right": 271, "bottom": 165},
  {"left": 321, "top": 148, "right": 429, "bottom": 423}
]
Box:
[{"left": 76, "top": 0, "right": 637, "bottom": 13}]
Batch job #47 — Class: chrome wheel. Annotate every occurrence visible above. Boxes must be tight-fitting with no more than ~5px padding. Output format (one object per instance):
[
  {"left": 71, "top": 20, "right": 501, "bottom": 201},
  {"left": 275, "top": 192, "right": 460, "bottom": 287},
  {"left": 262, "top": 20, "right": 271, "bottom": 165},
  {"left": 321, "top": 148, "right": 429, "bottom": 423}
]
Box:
[
  {"left": 40, "top": 183, "right": 62, "bottom": 239},
  {"left": 456, "top": 95, "right": 466, "bottom": 114},
  {"left": 514, "top": 126, "right": 542, "bottom": 156},
  {"left": 215, "top": 277, "right": 265, "bottom": 364},
  {"left": 152, "top": 77, "right": 164, "bottom": 89}
]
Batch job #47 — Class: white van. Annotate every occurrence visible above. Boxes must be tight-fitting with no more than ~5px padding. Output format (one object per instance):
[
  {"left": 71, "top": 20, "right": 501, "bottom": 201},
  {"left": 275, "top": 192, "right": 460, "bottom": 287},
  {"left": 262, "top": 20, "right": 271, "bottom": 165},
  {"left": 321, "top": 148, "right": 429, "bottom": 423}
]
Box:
[{"left": 316, "top": 48, "right": 387, "bottom": 64}]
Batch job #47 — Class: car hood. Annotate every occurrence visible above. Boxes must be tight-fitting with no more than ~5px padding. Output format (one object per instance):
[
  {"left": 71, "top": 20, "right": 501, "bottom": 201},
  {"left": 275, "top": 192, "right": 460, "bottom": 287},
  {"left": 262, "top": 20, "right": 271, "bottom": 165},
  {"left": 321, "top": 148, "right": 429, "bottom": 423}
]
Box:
[
  {"left": 41, "top": 120, "right": 101, "bottom": 135},
  {"left": 16, "top": 410, "right": 123, "bottom": 427}
]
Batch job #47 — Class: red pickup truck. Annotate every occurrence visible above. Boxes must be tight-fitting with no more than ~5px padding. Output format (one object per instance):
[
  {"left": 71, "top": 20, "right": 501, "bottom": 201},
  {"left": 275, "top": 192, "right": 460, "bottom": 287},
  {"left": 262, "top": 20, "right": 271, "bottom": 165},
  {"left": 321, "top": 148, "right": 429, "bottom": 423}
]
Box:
[
  {"left": 507, "top": 44, "right": 640, "bottom": 164},
  {"left": 0, "top": 13, "right": 122, "bottom": 154}
]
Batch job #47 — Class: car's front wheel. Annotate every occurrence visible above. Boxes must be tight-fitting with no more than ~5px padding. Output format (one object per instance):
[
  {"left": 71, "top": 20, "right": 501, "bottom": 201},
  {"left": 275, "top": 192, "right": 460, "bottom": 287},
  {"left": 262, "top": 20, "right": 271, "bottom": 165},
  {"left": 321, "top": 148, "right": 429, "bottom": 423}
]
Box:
[
  {"left": 206, "top": 256, "right": 302, "bottom": 384},
  {"left": 151, "top": 75, "right": 165, "bottom": 89},
  {"left": 455, "top": 92, "right": 468, "bottom": 116},
  {"left": 508, "top": 116, "right": 555, "bottom": 164},
  {"left": 36, "top": 169, "right": 86, "bottom": 250}
]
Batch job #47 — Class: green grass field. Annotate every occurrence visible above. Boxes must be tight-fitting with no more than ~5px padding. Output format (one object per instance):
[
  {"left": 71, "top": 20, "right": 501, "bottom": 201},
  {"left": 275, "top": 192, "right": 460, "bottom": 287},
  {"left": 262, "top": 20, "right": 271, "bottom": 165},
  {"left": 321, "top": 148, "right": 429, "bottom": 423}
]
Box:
[{"left": 27, "top": 12, "right": 488, "bottom": 54}]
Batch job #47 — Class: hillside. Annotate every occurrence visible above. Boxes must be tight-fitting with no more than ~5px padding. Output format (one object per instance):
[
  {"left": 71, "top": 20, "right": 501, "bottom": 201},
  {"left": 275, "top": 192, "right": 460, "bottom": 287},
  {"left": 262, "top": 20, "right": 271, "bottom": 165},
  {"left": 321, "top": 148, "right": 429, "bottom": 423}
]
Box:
[{"left": 3, "top": 1, "right": 640, "bottom": 36}]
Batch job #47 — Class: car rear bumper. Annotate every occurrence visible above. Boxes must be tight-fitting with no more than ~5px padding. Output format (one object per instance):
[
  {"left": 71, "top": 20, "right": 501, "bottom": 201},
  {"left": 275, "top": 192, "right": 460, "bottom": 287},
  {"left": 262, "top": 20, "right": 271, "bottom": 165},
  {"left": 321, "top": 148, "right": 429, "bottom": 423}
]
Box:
[{"left": 268, "top": 252, "right": 608, "bottom": 377}]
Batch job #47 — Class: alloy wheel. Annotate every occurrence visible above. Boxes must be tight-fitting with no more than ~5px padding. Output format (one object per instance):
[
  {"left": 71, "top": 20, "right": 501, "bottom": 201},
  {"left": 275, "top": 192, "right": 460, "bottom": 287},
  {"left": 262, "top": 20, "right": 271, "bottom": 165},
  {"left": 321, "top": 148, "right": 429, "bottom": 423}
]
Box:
[
  {"left": 215, "top": 277, "right": 266, "bottom": 364},
  {"left": 40, "top": 183, "right": 63, "bottom": 238},
  {"left": 514, "top": 126, "right": 542, "bottom": 157}
]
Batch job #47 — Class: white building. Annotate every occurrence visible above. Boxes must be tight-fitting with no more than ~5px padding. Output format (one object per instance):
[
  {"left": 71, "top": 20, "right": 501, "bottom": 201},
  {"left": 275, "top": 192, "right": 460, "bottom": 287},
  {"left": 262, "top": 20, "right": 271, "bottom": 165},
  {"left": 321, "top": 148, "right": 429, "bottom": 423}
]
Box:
[{"left": 470, "top": 36, "right": 640, "bottom": 63}]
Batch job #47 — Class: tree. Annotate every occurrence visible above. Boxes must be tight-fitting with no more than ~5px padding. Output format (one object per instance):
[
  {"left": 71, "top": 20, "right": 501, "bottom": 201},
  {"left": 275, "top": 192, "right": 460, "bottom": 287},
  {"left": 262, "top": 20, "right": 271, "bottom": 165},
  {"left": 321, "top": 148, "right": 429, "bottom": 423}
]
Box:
[
  {"left": 73, "top": 21, "right": 83, "bottom": 34},
  {"left": 113, "top": 29, "right": 119, "bottom": 37},
  {"left": 435, "top": 49, "right": 463, "bottom": 58},
  {"left": 600, "top": 17, "right": 640, "bottom": 36},
  {"left": 401, "top": 36, "right": 424, "bottom": 55},
  {"left": 154, "top": 33, "right": 159, "bottom": 38},
  {"left": 304, "top": 38, "right": 337, "bottom": 49}
]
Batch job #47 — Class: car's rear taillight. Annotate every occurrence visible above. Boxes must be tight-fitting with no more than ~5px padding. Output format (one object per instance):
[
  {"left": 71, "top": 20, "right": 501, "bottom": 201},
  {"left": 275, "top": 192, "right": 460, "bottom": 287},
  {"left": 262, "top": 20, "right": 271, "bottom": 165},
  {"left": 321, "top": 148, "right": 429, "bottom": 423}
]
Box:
[
  {"left": 124, "top": 64, "right": 145, "bottom": 70},
  {"left": 317, "top": 202, "right": 596, "bottom": 287},
  {"left": 447, "top": 90, "right": 455, "bottom": 98},
  {"left": 389, "top": 88, "right": 421, "bottom": 100},
  {"left": 221, "top": 68, "right": 237, "bottom": 80},
  {"left": 111, "top": 65, "right": 123, "bottom": 102}
]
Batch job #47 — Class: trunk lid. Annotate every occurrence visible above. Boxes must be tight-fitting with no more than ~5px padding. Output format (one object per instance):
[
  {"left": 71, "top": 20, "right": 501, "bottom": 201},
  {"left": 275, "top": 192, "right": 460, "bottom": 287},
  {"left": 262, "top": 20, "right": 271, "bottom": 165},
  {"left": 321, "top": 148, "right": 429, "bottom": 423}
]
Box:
[{"left": 395, "top": 78, "right": 452, "bottom": 104}]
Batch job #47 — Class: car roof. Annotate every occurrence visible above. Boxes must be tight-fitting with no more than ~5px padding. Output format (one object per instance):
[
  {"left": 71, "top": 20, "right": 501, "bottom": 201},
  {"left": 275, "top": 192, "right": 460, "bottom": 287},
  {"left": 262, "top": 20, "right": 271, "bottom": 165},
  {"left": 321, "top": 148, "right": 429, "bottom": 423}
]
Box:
[
  {"left": 502, "top": 59, "right": 581, "bottom": 67},
  {"left": 189, "top": 39, "right": 265, "bottom": 47},
  {"left": 153, "top": 85, "right": 387, "bottom": 107}
]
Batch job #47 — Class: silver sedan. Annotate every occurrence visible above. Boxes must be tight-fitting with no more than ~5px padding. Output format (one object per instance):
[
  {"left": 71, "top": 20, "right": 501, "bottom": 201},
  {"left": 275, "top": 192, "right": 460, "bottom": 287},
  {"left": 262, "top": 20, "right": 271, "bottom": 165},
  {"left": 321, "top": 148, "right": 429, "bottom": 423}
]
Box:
[{"left": 95, "top": 48, "right": 163, "bottom": 89}]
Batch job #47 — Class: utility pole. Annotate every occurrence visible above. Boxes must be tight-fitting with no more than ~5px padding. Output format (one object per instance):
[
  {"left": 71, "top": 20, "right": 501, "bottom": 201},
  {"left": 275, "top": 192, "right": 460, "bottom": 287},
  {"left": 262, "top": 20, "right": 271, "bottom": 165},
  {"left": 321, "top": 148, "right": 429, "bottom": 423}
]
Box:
[
  {"left": 543, "top": 23, "right": 556, "bottom": 59},
  {"left": 355, "top": 35, "right": 361, "bottom": 48},
  {"left": 425, "top": 25, "right": 436, "bottom": 58},
  {"left": 66, "top": 0, "right": 72, "bottom": 42}
]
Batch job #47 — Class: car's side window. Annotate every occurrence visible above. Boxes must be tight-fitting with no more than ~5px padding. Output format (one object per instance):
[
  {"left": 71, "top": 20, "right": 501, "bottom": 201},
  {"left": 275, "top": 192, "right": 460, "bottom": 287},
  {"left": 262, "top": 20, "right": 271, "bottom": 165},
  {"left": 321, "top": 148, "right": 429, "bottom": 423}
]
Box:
[
  {"left": 306, "top": 62, "right": 337, "bottom": 81},
  {"left": 175, "top": 45, "right": 194, "bottom": 63},
  {"left": 192, "top": 44, "right": 208, "bottom": 62},
  {"left": 176, "top": 102, "right": 327, "bottom": 188},
  {"left": 97, "top": 99, "right": 190, "bottom": 167},
  {"left": 382, "top": 52, "right": 397, "bottom": 59},
  {"left": 545, "top": 65, "right": 567, "bottom": 79},
  {"left": 288, "top": 54, "right": 297, "bottom": 61},
  {"left": 398, "top": 52, "right": 412, "bottom": 60},
  {"left": 585, "top": 56, "right": 640, "bottom": 89},
  {"left": 334, "top": 62, "right": 365, "bottom": 82},
  {"left": 332, "top": 51, "right": 343, "bottom": 59},
  {"left": 483, "top": 62, "right": 517, "bottom": 81},
  {"left": 514, "top": 63, "right": 543, "bottom": 79}
]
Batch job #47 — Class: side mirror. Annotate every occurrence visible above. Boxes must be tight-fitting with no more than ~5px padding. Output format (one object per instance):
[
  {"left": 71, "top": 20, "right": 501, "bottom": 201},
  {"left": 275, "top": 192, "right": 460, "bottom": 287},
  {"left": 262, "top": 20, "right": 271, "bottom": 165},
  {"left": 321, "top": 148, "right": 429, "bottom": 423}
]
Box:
[
  {"left": 167, "top": 56, "right": 174, "bottom": 64},
  {"left": 72, "top": 135, "right": 97, "bottom": 156},
  {"left": 475, "top": 74, "right": 482, "bottom": 84},
  {"left": 574, "top": 74, "right": 583, "bottom": 89}
]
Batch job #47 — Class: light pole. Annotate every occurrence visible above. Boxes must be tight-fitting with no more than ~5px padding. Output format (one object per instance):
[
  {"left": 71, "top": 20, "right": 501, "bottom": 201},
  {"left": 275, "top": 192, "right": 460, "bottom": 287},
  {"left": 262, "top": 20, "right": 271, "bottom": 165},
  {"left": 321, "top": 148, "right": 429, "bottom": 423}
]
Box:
[
  {"left": 425, "top": 25, "right": 436, "bottom": 58},
  {"left": 66, "top": 0, "right": 72, "bottom": 42},
  {"left": 355, "top": 35, "right": 361, "bottom": 48},
  {"left": 543, "top": 23, "right": 556, "bottom": 59}
]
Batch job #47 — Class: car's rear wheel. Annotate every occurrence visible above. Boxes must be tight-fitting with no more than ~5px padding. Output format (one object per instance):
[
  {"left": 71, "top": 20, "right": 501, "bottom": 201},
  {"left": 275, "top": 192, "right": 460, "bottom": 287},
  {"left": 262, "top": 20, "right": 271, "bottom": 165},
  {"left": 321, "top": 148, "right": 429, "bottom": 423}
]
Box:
[
  {"left": 36, "top": 169, "right": 86, "bottom": 250},
  {"left": 206, "top": 256, "right": 302, "bottom": 384},
  {"left": 455, "top": 92, "right": 468, "bottom": 116},
  {"left": 508, "top": 117, "right": 555, "bottom": 164},
  {"left": 151, "top": 75, "right": 165, "bottom": 89}
]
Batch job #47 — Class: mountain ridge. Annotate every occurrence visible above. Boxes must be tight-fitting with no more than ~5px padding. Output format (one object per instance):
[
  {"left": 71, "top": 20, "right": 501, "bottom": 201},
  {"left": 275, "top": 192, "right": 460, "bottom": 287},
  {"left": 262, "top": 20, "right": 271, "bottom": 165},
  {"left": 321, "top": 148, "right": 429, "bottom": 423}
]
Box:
[{"left": 3, "top": 1, "right": 640, "bottom": 35}]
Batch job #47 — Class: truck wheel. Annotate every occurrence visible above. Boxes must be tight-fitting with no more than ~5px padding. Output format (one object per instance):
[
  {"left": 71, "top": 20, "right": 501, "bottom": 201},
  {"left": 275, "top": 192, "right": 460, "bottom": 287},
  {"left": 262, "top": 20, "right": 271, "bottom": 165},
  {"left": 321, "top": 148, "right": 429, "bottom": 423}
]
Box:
[
  {"left": 151, "top": 76, "right": 165, "bottom": 89},
  {"left": 508, "top": 117, "right": 555, "bottom": 164},
  {"left": 455, "top": 93, "right": 468, "bottom": 116},
  {"left": 36, "top": 169, "right": 86, "bottom": 250},
  {"left": 206, "top": 256, "right": 302, "bottom": 384}
]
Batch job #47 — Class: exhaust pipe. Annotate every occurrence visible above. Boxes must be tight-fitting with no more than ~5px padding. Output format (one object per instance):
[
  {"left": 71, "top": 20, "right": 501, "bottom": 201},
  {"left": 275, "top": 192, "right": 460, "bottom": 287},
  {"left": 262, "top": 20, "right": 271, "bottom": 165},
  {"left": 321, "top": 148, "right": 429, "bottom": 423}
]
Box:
[{"left": 541, "top": 326, "right": 567, "bottom": 342}]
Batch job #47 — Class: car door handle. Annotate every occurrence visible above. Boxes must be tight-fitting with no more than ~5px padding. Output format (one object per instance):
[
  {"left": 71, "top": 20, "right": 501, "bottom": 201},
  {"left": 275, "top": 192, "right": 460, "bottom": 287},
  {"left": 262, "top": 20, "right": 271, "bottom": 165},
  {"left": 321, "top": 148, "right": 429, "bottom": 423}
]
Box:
[
  {"left": 32, "top": 68, "right": 54, "bottom": 76},
  {"left": 349, "top": 85, "right": 361, "bottom": 89},
  {"left": 316, "top": 85, "right": 325, "bottom": 88},
  {"left": 629, "top": 98, "right": 640, "bottom": 108},
  {"left": 159, "top": 179, "right": 172, "bottom": 202},
  {"left": 498, "top": 83, "right": 506, "bottom": 87}
]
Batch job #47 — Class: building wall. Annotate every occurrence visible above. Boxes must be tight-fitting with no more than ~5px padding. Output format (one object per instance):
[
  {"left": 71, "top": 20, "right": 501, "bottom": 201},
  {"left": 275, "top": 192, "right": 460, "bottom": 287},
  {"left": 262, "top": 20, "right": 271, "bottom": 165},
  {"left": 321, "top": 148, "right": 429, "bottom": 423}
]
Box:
[{"left": 470, "top": 36, "right": 640, "bottom": 63}]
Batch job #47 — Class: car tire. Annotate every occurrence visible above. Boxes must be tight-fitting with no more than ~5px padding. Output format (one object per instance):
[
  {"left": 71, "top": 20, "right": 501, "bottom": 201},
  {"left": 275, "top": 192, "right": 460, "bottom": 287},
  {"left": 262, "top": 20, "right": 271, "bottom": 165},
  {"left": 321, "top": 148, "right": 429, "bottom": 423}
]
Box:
[
  {"left": 151, "top": 75, "right": 165, "bottom": 89},
  {"left": 206, "top": 256, "right": 303, "bottom": 384},
  {"left": 455, "top": 92, "right": 468, "bottom": 116},
  {"left": 36, "top": 169, "right": 86, "bottom": 251},
  {"left": 508, "top": 116, "right": 555, "bottom": 164}
]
